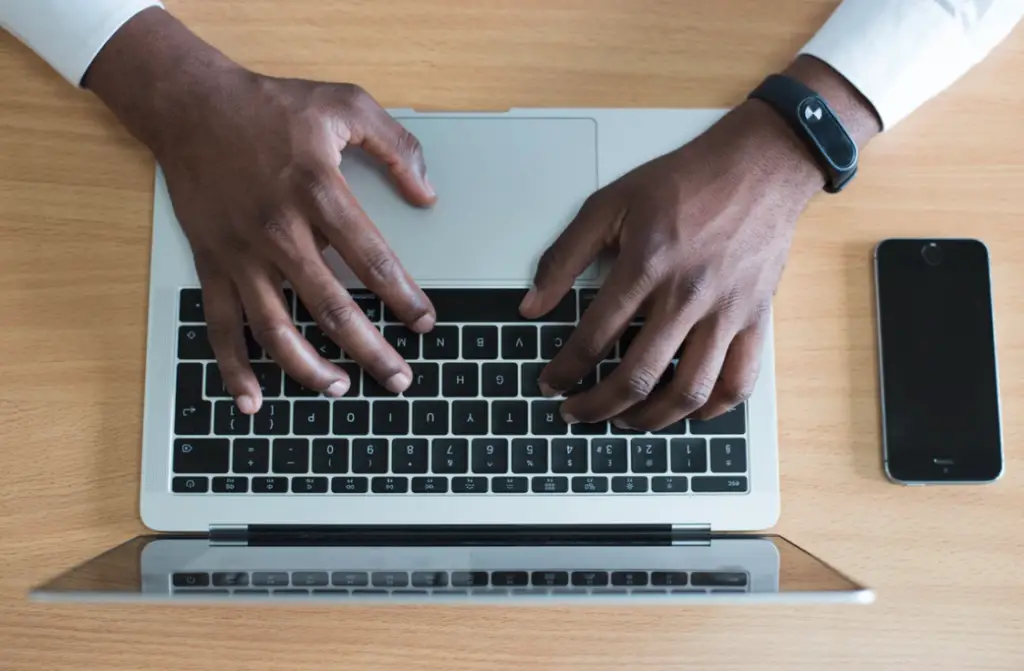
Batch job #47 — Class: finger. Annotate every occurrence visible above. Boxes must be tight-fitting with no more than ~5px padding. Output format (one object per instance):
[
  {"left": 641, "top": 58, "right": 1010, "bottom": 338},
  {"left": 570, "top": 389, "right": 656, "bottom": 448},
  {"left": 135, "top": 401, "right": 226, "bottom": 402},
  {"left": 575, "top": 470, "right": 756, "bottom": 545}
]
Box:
[
  {"left": 559, "top": 293, "right": 695, "bottom": 424},
  {"left": 197, "top": 264, "right": 261, "bottom": 415},
  {"left": 235, "top": 263, "right": 352, "bottom": 397},
  {"left": 298, "top": 165, "right": 435, "bottom": 332},
  {"left": 538, "top": 254, "right": 650, "bottom": 396},
  {"left": 520, "top": 190, "right": 623, "bottom": 319},
  {"left": 618, "top": 317, "right": 733, "bottom": 431},
  {"left": 695, "top": 309, "right": 768, "bottom": 420},
  {"left": 340, "top": 86, "right": 436, "bottom": 206}
]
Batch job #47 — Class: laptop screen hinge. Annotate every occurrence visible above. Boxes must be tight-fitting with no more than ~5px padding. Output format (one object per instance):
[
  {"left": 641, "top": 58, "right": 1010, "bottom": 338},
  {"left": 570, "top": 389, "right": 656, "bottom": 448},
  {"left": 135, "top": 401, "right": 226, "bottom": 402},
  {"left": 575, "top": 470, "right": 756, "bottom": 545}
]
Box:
[
  {"left": 209, "top": 524, "right": 249, "bottom": 546},
  {"left": 671, "top": 524, "right": 712, "bottom": 546}
]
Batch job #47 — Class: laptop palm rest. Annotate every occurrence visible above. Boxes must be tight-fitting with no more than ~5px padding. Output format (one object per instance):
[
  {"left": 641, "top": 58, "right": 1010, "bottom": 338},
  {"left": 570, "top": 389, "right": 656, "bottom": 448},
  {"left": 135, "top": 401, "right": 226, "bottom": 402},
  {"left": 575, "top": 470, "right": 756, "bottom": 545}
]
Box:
[{"left": 333, "top": 117, "right": 599, "bottom": 285}]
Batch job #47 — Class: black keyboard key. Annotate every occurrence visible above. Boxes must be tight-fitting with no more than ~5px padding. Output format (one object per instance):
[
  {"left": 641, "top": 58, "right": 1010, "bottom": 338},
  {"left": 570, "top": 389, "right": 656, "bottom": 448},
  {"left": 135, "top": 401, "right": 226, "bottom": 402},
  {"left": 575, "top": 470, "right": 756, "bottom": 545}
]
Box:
[
  {"left": 312, "top": 439, "right": 348, "bottom": 473},
  {"left": 571, "top": 420, "right": 608, "bottom": 436},
  {"left": 335, "top": 362, "right": 361, "bottom": 397},
  {"left": 295, "top": 295, "right": 314, "bottom": 322},
  {"left": 653, "top": 418, "right": 687, "bottom": 436},
  {"left": 452, "top": 476, "right": 488, "bottom": 493},
  {"left": 432, "top": 439, "right": 468, "bottom": 473},
  {"left": 472, "top": 439, "right": 508, "bottom": 474},
  {"left": 292, "top": 572, "right": 329, "bottom": 587},
  {"left": 652, "top": 572, "right": 688, "bottom": 587},
  {"left": 611, "top": 571, "right": 648, "bottom": 587},
  {"left": 293, "top": 400, "right": 330, "bottom": 435},
  {"left": 501, "top": 325, "right": 537, "bottom": 359},
  {"left": 332, "top": 571, "right": 369, "bottom": 587},
  {"left": 333, "top": 400, "right": 369, "bottom": 436},
  {"left": 492, "top": 476, "right": 528, "bottom": 493},
  {"left": 511, "top": 438, "right": 548, "bottom": 473},
  {"left": 540, "top": 325, "right": 574, "bottom": 360},
  {"left": 304, "top": 325, "right": 341, "bottom": 360},
  {"left": 462, "top": 326, "right": 498, "bottom": 359},
  {"left": 452, "top": 401, "right": 488, "bottom": 435},
  {"left": 352, "top": 439, "right": 388, "bottom": 473},
  {"left": 243, "top": 326, "right": 263, "bottom": 360},
  {"left": 405, "top": 363, "right": 439, "bottom": 397},
  {"left": 172, "top": 572, "right": 210, "bottom": 587},
  {"left": 392, "top": 439, "right": 429, "bottom": 474},
  {"left": 412, "top": 571, "right": 449, "bottom": 587},
  {"left": 442, "top": 363, "right": 478, "bottom": 397},
  {"left": 492, "top": 571, "right": 528, "bottom": 587},
  {"left": 372, "top": 572, "right": 409, "bottom": 587},
  {"left": 233, "top": 439, "right": 269, "bottom": 473},
  {"left": 571, "top": 571, "right": 608, "bottom": 587},
  {"left": 212, "top": 572, "right": 249, "bottom": 587},
  {"left": 422, "top": 325, "right": 459, "bottom": 359},
  {"left": 690, "top": 404, "right": 746, "bottom": 435},
  {"left": 671, "top": 438, "right": 707, "bottom": 473},
  {"left": 551, "top": 438, "right": 588, "bottom": 473},
  {"left": 352, "top": 292, "right": 382, "bottom": 321},
  {"left": 520, "top": 362, "right": 545, "bottom": 397},
  {"left": 252, "top": 571, "right": 289, "bottom": 586},
  {"left": 631, "top": 438, "right": 668, "bottom": 473},
  {"left": 372, "top": 476, "right": 409, "bottom": 493},
  {"left": 611, "top": 475, "right": 648, "bottom": 493},
  {"left": 481, "top": 362, "right": 518, "bottom": 397},
  {"left": 384, "top": 325, "right": 420, "bottom": 359},
  {"left": 251, "top": 362, "right": 283, "bottom": 397},
  {"left": 532, "top": 571, "right": 569, "bottom": 587},
  {"left": 292, "top": 476, "right": 328, "bottom": 493},
  {"left": 361, "top": 372, "right": 399, "bottom": 397},
  {"left": 567, "top": 369, "right": 597, "bottom": 396},
  {"left": 179, "top": 289, "right": 205, "bottom": 322},
  {"left": 710, "top": 438, "right": 747, "bottom": 473},
  {"left": 531, "top": 476, "right": 568, "bottom": 493},
  {"left": 412, "top": 476, "right": 448, "bottom": 493},
  {"left": 691, "top": 476, "right": 748, "bottom": 493},
  {"left": 204, "top": 363, "right": 231, "bottom": 398},
  {"left": 252, "top": 476, "right": 288, "bottom": 493},
  {"left": 572, "top": 476, "right": 608, "bottom": 493},
  {"left": 652, "top": 476, "right": 688, "bottom": 492},
  {"left": 531, "top": 400, "right": 567, "bottom": 435},
  {"left": 272, "top": 439, "right": 309, "bottom": 473},
  {"left": 253, "top": 401, "right": 290, "bottom": 435},
  {"left": 175, "top": 363, "right": 210, "bottom": 435},
  {"left": 173, "top": 439, "right": 229, "bottom": 473},
  {"left": 212, "top": 476, "right": 248, "bottom": 493},
  {"left": 172, "top": 476, "right": 209, "bottom": 493},
  {"left": 332, "top": 476, "right": 369, "bottom": 493},
  {"left": 372, "top": 400, "right": 409, "bottom": 435},
  {"left": 491, "top": 400, "right": 528, "bottom": 435},
  {"left": 403, "top": 288, "right": 575, "bottom": 323},
  {"left": 451, "top": 571, "right": 489, "bottom": 587},
  {"left": 591, "top": 439, "right": 628, "bottom": 473},
  {"left": 617, "top": 325, "right": 642, "bottom": 358},
  {"left": 691, "top": 572, "right": 748, "bottom": 587},
  {"left": 412, "top": 400, "right": 448, "bottom": 435},
  {"left": 214, "top": 401, "right": 251, "bottom": 436},
  {"left": 178, "top": 326, "right": 214, "bottom": 360},
  {"left": 284, "top": 374, "right": 319, "bottom": 397},
  {"left": 598, "top": 361, "right": 618, "bottom": 380}
]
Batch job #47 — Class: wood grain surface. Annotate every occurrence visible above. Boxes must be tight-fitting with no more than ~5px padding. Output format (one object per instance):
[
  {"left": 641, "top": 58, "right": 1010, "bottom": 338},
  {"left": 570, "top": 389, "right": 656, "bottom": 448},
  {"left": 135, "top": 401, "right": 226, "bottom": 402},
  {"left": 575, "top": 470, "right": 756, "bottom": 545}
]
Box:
[{"left": 1, "top": 1, "right": 1023, "bottom": 669}]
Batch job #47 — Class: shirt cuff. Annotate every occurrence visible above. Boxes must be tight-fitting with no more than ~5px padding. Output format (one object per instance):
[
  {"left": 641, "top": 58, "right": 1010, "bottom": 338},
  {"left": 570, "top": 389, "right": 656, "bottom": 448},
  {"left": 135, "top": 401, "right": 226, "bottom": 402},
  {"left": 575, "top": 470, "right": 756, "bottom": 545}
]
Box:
[{"left": 1, "top": 0, "right": 164, "bottom": 87}]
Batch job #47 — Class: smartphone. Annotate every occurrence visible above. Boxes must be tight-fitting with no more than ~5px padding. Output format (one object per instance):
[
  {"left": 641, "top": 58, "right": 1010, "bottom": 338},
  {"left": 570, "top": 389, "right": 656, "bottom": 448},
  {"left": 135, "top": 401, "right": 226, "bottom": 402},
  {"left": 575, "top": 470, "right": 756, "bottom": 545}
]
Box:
[{"left": 873, "top": 238, "right": 1003, "bottom": 484}]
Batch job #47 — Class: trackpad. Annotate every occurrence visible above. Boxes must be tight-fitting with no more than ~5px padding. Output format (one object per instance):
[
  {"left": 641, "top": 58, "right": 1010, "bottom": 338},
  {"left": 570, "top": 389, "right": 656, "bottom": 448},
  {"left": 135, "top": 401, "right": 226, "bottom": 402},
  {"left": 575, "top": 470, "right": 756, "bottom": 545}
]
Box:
[{"left": 333, "top": 117, "right": 598, "bottom": 285}]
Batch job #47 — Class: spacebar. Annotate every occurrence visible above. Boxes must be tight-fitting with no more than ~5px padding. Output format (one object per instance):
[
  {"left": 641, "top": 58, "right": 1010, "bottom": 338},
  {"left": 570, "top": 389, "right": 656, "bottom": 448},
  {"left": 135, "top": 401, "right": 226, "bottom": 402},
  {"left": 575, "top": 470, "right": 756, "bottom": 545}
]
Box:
[{"left": 386, "top": 289, "right": 577, "bottom": 323}]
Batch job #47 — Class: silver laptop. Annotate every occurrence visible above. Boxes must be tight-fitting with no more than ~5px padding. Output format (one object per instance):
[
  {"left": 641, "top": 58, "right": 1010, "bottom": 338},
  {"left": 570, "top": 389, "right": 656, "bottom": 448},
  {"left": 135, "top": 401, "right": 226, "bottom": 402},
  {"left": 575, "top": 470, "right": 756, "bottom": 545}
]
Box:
[{"left": 31, "top": 109, "right": 871, "bottom": 604}]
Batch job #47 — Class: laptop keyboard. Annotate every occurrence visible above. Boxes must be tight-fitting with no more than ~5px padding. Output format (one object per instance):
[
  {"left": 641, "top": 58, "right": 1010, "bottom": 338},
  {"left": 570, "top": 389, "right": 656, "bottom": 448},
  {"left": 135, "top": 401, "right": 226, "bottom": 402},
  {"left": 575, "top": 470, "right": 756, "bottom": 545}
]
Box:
[{"left": 172, "top": 287, "right": 749, "bottom": 495}]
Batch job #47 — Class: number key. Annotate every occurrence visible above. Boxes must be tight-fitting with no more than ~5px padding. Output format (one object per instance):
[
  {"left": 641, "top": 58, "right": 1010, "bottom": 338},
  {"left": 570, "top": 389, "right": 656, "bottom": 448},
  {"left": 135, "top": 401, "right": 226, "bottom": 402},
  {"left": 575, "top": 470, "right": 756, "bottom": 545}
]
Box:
[
  {"left": 710, "top": 438, "right": 747, "bottom": 473},
  {"left": 312, "top": 439, "right": 349, "bottom": 473},
  {"left": 631, "top": 438, "right": 667, "bottom": 473},
  {"left": 551, "top": 438, "right": 587, "bottom": 473},
  {"left": 352, "top": 439, "right": 389, "bottom": 473}
]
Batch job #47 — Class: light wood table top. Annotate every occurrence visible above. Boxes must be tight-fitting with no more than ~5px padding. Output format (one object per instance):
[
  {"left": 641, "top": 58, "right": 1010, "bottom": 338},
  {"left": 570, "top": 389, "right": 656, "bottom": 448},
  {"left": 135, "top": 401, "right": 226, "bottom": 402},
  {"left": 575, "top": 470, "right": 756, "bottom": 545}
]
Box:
[{"left": 1, "top": 1, "right": 1023, "bottom": 669}]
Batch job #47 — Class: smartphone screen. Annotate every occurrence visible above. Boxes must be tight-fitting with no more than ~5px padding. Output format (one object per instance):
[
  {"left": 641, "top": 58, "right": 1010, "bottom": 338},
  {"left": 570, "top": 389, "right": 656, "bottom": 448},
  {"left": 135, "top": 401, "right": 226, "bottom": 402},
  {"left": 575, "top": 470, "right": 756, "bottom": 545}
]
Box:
[{"left": 874, "top": 239, "right": 1002, "bottom": 483}]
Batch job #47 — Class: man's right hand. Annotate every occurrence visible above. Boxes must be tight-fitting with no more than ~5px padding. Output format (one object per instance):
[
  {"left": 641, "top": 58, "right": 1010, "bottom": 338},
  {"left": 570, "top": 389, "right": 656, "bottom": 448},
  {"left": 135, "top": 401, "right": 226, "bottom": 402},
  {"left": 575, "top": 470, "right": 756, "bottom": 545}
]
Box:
[{"left": 84, "top": 8, "right": 436, "bottom": 414}]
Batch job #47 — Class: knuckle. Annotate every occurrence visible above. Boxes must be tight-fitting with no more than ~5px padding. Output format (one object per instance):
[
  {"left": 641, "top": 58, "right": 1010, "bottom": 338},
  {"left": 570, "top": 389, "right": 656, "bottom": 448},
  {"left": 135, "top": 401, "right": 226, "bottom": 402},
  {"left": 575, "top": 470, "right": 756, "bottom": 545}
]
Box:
[
  {"left": 678, "top": 379, "right": 714, "bottom": 409},
  {"left": 249, "top": 320, "right": 293, "bottom": 348},
  {"left": 620, "top": 366, "right": 661, "bottom": 402},
  {"left": 363, "top": 249, "right": 401, "bottom": 285},
  {"left": 260, "top": 213, "right": 292, "bottom": 244},
  {"left": 394, "top": 129, "right": 423, "bottom": 161},
  {"left": 718, "top": 377, "right": 755, "bottom": 406},
  {"left": 314, "top": 297, "right": 361, "bottom": 334}
]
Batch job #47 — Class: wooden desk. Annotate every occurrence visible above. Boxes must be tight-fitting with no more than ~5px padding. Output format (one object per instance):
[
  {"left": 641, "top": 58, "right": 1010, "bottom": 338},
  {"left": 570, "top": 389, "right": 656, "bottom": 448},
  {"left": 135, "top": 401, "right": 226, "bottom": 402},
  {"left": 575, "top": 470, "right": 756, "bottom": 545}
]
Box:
[{"left": 1, "top": 1, "right": 1022, "bottom": 668}]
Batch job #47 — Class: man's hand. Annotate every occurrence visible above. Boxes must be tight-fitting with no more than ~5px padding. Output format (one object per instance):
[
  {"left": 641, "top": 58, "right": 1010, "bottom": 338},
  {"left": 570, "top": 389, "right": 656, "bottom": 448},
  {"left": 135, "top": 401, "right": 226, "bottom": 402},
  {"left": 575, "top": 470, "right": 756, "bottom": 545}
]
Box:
[
  {"left": 85, "top": 8, "right": 435, "bottom": 414},
  {"left": 521, "top": 57, "right": 879, "bottom": 430}
]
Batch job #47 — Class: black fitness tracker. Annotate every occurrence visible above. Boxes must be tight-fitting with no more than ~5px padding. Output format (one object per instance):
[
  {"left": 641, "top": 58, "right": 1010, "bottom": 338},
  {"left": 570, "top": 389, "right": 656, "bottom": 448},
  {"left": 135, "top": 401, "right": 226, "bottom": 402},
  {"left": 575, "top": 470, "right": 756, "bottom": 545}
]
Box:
[{"left": 747, "top": 74, "right": 858, "bottom": 193}]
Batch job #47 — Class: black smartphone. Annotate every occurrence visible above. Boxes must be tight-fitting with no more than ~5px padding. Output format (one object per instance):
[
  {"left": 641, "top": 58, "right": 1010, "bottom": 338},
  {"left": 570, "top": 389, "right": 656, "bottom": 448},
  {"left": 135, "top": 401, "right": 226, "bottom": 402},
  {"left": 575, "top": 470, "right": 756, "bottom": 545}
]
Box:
[{"left": 873, "top": 238, "right": 1003, "bottom": 484}]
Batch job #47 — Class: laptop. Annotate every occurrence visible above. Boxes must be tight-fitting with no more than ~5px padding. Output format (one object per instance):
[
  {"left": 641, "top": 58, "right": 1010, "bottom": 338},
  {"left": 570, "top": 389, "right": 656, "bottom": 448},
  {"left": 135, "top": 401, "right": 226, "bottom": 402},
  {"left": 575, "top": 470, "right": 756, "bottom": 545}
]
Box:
[{"left": 31, "top": 108, "right": 872, "bottom": 604}]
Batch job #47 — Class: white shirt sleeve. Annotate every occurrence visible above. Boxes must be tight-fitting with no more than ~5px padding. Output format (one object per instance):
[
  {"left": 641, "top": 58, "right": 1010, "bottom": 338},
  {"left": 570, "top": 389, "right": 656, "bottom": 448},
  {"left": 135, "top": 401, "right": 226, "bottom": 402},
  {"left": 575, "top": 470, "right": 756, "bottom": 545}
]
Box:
[
  {"left": 1, "top": 0, "right": 163, "bottom": 87},
  {"left": 801, "top": 0, "right": 1024, "bottom": 129}
]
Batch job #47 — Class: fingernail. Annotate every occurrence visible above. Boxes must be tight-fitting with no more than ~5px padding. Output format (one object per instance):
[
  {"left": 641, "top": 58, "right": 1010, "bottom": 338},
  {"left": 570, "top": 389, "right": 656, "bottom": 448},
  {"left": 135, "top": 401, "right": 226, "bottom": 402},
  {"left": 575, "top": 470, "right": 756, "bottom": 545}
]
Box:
[
  {"left": 539, "top": 381, "right": 561, "bottom": 398},
  {"left": 612, "top": 418, "right": 632, "bottom": 430},
  {"left": 325, "top": 379, "right": 350, "bottom": 398},
  {"left": 410, "top": 313, "right": 435, "bottom": 333},
  {"left": 424, "top": 175, "right": 436, "bottom": 198},
  {"left": 385, "top": 372, "right": 412, "bottom": 393},
  {"left": 519, "top": 286, "right": 539, "bottom": 314},
  {"left": 561, "top": 409, "right": 578, "bottom": 425},
  {"left": 236, "top": 394, "right": 259, "bottom": 415}
]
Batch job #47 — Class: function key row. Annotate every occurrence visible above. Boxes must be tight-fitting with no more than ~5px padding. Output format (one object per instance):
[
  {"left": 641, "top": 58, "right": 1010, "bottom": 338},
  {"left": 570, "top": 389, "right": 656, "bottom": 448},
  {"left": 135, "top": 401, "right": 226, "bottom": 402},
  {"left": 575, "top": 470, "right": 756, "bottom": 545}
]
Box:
[
  {"left": 172, "top": 437, "right": 747, "bottom": 475},
  {"left": 171, "top": 474, "right": 749, "bottom": 495}
]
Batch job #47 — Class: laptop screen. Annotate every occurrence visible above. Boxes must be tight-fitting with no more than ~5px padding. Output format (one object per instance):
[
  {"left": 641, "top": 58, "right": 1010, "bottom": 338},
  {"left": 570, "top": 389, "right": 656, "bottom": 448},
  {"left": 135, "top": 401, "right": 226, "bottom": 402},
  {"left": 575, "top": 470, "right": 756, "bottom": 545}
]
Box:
[{"left": 31, "top": 534, "right": 871, "bottom": 604}]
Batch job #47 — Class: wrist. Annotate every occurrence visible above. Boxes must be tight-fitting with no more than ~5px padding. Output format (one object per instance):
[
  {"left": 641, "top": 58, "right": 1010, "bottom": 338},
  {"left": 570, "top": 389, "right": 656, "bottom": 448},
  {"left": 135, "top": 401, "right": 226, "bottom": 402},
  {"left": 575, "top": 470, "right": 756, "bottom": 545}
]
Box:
[{"left": 83, "top": 7, "right": 248, "bottom": 158}]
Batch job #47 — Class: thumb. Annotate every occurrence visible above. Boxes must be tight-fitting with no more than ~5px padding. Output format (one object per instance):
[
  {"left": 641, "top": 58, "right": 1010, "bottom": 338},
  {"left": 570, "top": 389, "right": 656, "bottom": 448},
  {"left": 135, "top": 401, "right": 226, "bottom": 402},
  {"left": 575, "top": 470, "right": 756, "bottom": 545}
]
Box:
[{"left": 520, "top": 191, "right": 621, "bottom": 319}]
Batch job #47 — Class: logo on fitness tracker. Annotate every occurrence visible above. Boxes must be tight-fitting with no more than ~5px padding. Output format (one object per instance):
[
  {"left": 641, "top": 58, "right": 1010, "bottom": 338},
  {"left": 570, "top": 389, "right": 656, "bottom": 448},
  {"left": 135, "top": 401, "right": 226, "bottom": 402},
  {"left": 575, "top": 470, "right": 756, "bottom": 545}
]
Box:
[{"left": 803, "top": 103, "right": 823, "bottom": 122}]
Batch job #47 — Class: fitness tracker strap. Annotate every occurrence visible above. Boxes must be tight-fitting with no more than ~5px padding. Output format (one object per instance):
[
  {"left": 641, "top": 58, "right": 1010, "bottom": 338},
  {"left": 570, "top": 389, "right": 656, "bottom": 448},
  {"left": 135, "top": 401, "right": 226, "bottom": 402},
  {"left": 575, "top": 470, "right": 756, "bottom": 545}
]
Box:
[{"left": 747, "top": 74, "right": 858, "bottom": 194}]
